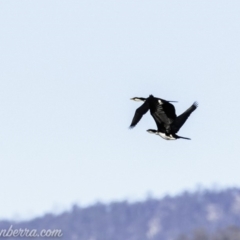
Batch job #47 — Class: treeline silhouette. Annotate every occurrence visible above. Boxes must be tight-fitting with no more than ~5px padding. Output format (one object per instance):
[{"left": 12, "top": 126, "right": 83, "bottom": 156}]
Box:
[{"left": 0, "top": 188, "right": 240, "bottom": 240}]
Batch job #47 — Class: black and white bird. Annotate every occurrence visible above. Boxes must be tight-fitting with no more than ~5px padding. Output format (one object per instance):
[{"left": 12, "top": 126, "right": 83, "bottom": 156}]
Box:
[
  {"left": 147, "top": 102, "right": 198, "bottom": 140},
  {"left": 130, "top": 95, "right": 198, "bottom": 140},
  {"left": 130, "top": 95, "right": 177, "bottom": 129}
]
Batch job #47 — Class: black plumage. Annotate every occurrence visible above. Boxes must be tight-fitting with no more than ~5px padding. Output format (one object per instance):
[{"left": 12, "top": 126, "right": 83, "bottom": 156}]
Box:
[
  {"left": 147, "top": 102, "right": 198, "bottom": 140},
  {"left": 130, "top": 95, "right": 198, "bottom": 140},
  {"left": 130, "top": 95, "right": 176, "bottom": 129},
  {"left": 170, "top": 102, "right": 198, "bottom": 134}
]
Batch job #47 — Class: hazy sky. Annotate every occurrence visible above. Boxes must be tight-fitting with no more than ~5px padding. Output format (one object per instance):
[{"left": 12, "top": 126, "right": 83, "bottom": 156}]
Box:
[{"left": 1, "top": 1, "right": 240, "bottom": 220}]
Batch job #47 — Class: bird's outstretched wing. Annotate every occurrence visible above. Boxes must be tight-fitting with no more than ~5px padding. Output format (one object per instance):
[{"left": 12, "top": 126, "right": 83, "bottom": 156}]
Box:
[
  {"left": 129, "top": 100, "right": 149, "bottom": 128},
  {"left": 152, "top": 117, "right": 165, "bottom": 132},
  {"left": 172, "top": 102, "right": 198, "bottom": 133},
  {"left": 150, "top": 102, "right": 176, "bottom": 129},
  {"left": 162, "top": 102, "right": 177, "bottom": 120},
  {"left": 156, "top": 98, "right": 177, "bottom": 120}
]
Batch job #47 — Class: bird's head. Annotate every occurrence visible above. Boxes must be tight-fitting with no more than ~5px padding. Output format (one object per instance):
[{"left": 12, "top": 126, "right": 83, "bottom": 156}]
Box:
[
  {"left": 130, "top": 97, "right": 146, "bottom": 102},
  {"left": 146, "top": 129, "right": 158, "bottom": 134}
]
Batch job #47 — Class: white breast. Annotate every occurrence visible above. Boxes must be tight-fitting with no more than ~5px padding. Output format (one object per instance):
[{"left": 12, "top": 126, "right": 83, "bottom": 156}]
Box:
[{"left": 157, "top": 132, "right": 176, "bottom": 140}]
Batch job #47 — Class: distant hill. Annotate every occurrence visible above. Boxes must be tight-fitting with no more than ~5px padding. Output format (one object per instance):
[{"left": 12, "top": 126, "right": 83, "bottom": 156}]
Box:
[{"left": 1, "top": 188, "right": 240, "bottom": 240}]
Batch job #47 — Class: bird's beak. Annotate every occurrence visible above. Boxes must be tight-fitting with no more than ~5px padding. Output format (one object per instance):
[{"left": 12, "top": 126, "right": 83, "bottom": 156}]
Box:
[{"left": 130, "top": 98, "right": 134, "bottom": 100}]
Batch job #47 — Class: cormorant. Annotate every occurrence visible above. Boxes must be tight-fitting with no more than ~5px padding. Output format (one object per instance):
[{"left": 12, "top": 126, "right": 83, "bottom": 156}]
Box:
[
  {"left": 147, "top": 102, "right": 198, "bottom": 140},
  {"left": 130, "top": 95, "right": 177, "bottom": 130},
  {"left": 130, "top": 95, "right": 198, "bottom": 140}
]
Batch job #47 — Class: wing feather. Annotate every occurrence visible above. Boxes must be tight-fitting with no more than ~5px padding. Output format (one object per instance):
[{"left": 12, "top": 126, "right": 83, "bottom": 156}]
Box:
[
  {"left": 129, "top": 100, "right": 149, "bottom": 128},
  {"left": 150, "top": 103, "right": 176, "bottom": 128},
  {"left": 151, "top": 114, "right": 165, "bottom": 132},
  {"left": 172, "top": 102, "right": 198, "bottom": 133}
]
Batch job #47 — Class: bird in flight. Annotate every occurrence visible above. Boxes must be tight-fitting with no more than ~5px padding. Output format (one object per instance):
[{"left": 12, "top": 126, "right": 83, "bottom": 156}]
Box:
[{"left": 130, "top": 95, "right": 198, "bottom": 140}]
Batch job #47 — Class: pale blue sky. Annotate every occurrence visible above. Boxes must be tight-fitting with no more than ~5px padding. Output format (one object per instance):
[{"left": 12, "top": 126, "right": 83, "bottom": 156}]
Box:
[{"left": 1, "top": 1, "right": 240, "bottom": 220}]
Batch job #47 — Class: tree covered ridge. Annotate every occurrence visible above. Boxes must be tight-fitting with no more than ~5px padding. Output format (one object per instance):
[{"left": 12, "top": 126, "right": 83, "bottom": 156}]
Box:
[{"left": 0, "top": 188, "right": 240, "bottom": 240}]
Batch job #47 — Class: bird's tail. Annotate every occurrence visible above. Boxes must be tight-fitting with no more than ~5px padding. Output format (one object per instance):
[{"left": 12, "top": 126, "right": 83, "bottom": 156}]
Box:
[
  {"left": 175, "top": 134, "right": 191, "bottom": 140},
  {"left": 178, "top": 136, "right": 191, "bottom": 140}
]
